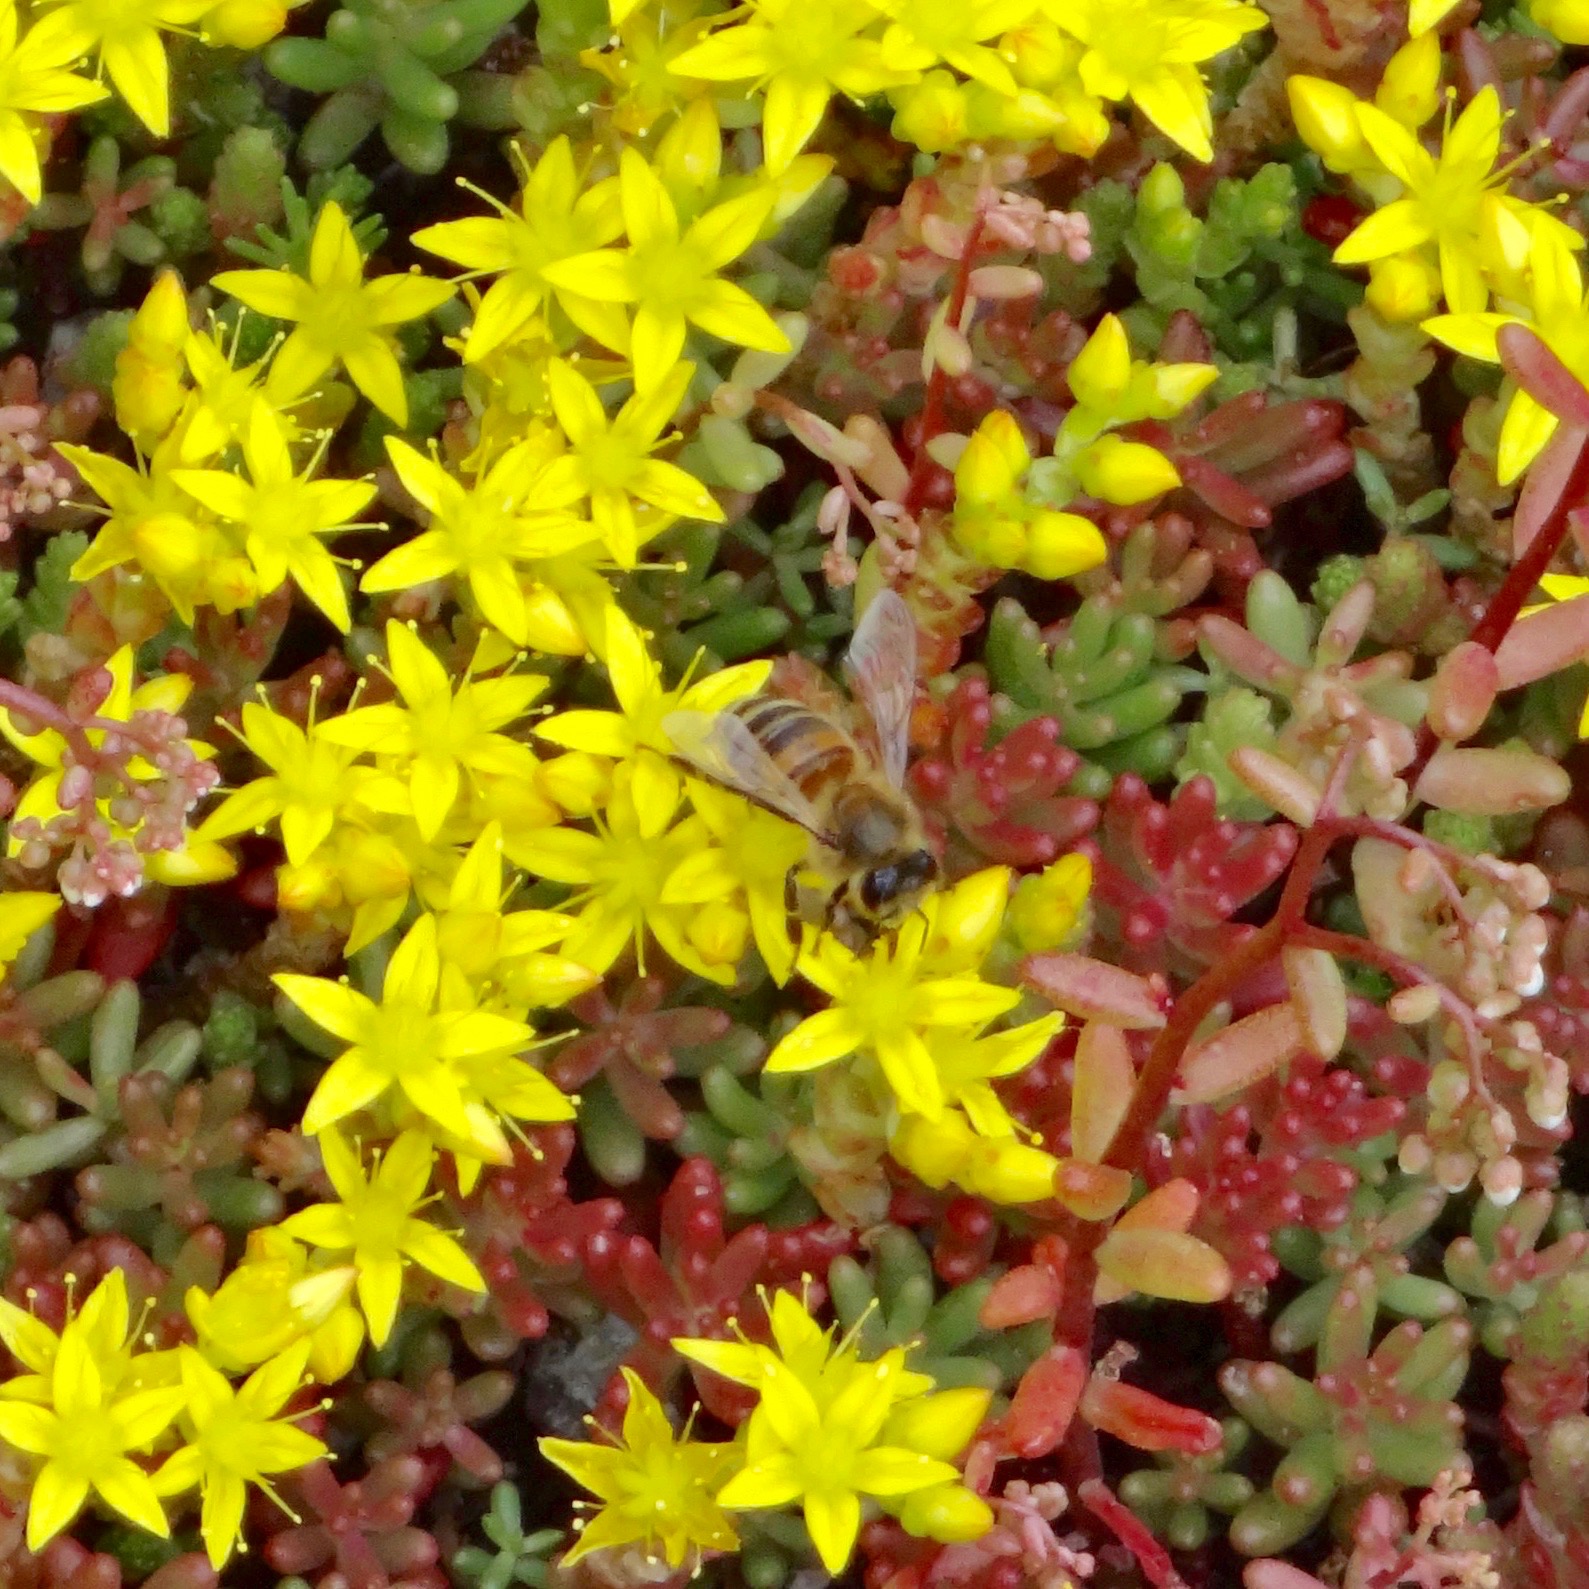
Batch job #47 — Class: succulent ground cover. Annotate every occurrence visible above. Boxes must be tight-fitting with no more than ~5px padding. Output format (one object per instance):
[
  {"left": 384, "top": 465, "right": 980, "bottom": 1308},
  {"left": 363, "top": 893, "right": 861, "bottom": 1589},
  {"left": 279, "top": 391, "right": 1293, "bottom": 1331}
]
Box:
[{"left": 0, "top": 0, "right": 1588, "bottom": 1585}]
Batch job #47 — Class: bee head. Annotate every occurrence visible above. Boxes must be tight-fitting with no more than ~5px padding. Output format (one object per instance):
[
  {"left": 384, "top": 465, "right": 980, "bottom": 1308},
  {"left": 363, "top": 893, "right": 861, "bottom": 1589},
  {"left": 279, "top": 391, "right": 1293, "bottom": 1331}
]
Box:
[{"left": 858, "top": 849, "right": 938, "bottom": 918}]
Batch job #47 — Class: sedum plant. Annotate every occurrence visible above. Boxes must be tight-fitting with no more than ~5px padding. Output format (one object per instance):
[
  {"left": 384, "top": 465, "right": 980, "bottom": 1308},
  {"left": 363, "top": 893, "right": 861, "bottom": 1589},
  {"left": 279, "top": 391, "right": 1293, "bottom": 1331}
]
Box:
[{"left": 0, "top": 0, "right": 1588, "bottom": 1587}]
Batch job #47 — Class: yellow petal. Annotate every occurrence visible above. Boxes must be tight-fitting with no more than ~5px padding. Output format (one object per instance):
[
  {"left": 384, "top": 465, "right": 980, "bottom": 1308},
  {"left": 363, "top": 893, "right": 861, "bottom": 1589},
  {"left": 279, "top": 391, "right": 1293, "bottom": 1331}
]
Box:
[
  {"left": 26, "top": 1461, "right": 88, "bottom": 1550},
  {"left": 1499, "top": 389, "right": 1560, "bottom": 485}
]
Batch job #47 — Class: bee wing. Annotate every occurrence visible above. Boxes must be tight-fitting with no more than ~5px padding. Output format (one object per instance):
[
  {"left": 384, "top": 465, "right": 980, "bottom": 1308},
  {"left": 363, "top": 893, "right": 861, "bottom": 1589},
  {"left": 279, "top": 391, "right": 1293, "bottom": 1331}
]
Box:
[
  {"left": 844, "top": 589, "right": 917, "bottom": 789},
  {"left": 662, "top": 709, "right": 836, "bottom": 846}
]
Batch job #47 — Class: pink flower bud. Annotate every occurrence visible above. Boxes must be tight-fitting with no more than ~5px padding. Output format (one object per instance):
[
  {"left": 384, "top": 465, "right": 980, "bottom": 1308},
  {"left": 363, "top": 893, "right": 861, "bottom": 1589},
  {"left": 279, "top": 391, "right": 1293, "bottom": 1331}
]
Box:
[
  {"left": 1177, "top": 1003, "right": 1306, "bottom": 1105},
  {"left": 1021, "top": 954, "right": 1166, "bottom": 1028},
  {"left": 1413, "top": 746, "right": 1571, "bottom": 814},
  {"left": 779, "top": 404, "right": 873, "bottom": 469},
  {"left": 1070, "top": 1022, "right": 1134, "bottom": 1162},
  {"left": 1283, "top": 946, "right": 1347, "bottom": 1061},
  {"left": 1425, "top": 641, "right": 1499, "bottom": 741},
  {"left": 967, "top": 265, "right": 1045, "bottom": 301},
  {"left": 1229, "top": 747, "right": 1320, "bottom": 826},
  {"left": 57, "top": 764, "right": 95, "bottom": 810},
  {"left": 1080, "top": 1378, "right": 1223, "bottom": 1454},
  {"left": 979, "top": 1263, "right": 1063, "bottom": 1329},
  {"left": 1494, "top": 593, "right": 1589, "bottom": 689},
  {"left": 1004, "top": 1346, "right": 1087, "bottom": 1458}
]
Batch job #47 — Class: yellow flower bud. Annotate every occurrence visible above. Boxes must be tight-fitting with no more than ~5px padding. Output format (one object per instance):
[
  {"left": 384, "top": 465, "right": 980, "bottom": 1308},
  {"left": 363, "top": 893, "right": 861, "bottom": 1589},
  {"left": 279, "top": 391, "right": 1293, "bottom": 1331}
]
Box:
[
  {"left": 883, "top": 1388, "right": 993, "bottom": 1460},
  {"left": 205, "top": 555, "right": 261, "bottom": 615},
  {"left": 114, "top": 273, "right": 191, "bottom": 446},
  {"left": 891, "top": 1110, "right": 1061, "bottom": 1206},
  {"left": 891, "top": 71, "right": 971, "bottom": 153},
  {"left": 276, "top": 855, "right": 341, "bottom": 915},
  {"left": 338, "top": 830, "right": 416, "bottom": 908},
  {"left": 955, "top": 411, "right": 1031, "bottom": 503},
  {"left": 1066, "top": 313, "right": 1133, "bottom": 410},
  {"left": 521, "top": 581, "right": 591, "bottom": 654},
  {"left": 1010, "top": 853, "right": 1093, "bottom": 952},
  {"left": 437, "top": 910, "right": 504, "bottom": 981},
  {"left": 1286, "top": 74, "right": 1369, "bottom": 173},
  {"left": 1000, "top": 19, "right": 1074, "bottom": 88},
  {"left": 927, "top": 865, "right": 1011, "bottom": 967},
  {"left": 1052, "top": 90, "right": 1112, "bottom": 158},
  {"left": 1478, "top": 193, "right": 1536, "bottom": 295},
  {"left": 1531, "top": 0, "right": 1589, "bottom": 41},
  {"left": 131, "top": 511, "right": 206, "bottom": 580},
  {"left": 113, "top": 354, "right": 187, "bottom": 451},
  {"left": 1366, "top": 254, "right": 1440, "bottom": 321},
  {"left": 896, "top": 1483, "right": 996, "bottom": 1544},
  {"left": 1023, "top": 510, "right": 1107, "bottom": 581},
  {"left": 128, "top": 269, "right": 190, "bottom": 353},
  {"left": 539, "top": 750, "right": 612, "bottom": 816},
  {"left": 963, "top": 1133, "right": 1066, "bottom": 1204},
  {"left": 1376, "top": 32, "right": 1442, "bottom": 128},
  {"left": 655, "top": 98, "right": 724, "bottom": 195},
  {"left": 1075, "top": 434, "right": 1182, "bottom": 505},
  {"left": 686, "top": 898, "right": 749, "bottom": 970},
  {"left": 146, "top": 840, "right": 239, "bottom": 887},
  {"left": 970, "top": 83, "right": 1068, "bottom": 142},
  {"left": 500, "top": 953, "right": 601, "bottom": 1009},
  {"left": 308, "top": 1297, "right": 367, "bottom": 1382},
  {"left": 1143, "top": 359, "right": 1219, "bottom": 418},
  {"left": 187, "top": 1229, "right": 359, "bottom": 1375},
  {"left": 202, "top": 0, "right": 289, "bottom": 47},
  {"left": 955, "top": 510, "right": 1031, "bottom": 571}
]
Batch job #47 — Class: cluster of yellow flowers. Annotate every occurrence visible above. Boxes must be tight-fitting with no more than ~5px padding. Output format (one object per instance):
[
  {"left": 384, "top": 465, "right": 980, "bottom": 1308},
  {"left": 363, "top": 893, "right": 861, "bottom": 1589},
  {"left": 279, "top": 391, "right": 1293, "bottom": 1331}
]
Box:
[
  {"left": 71, "top": 219, "right": 450, "bottom": 625},
  {"left": 0, "top": 0, "right": 1306, "bottom": 1568},
  {"left": 764, "top": 866, "right": 1069, "bottom": 1201},
  {"left": 948, "top": 313, "right": 1215, "bottom": 577},
  {"left": 0, "top": 0, "right": 294, "bottom": 208},
  {"left": 0, "top": 1267, "right": 326, "bottom": 1565},
  {"left": 546, "top": 1290, "right": 994, "bottom": 1571},
  {"left": 1288, "top": 24, "right": 1589, "bottom": 486}
]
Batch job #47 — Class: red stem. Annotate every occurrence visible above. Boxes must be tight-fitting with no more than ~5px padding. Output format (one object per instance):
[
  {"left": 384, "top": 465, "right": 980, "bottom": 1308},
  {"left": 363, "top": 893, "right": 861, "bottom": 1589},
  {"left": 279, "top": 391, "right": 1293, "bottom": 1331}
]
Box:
[
  {"left": 1406, "top": 432, "right": 1589, "bottom": 781},
  {"left": 900, "top": 216, "right": 987, "bottom": 518},
  {"left": 1289, "top": 923, "right": 1490, "bottom": 1073},
  {"left": 0, "top": 678, "right": 180, "bottom": 794},
  {"left": 0, "top": 678, "right": 84, "bottom": 739},
  {"left": 1047, "top": 367, "right": 1589, "bottom": 1504},
  {"left": 1072, "top": 438, "right": 1589, "bottom": 1225},
  {"left": 1078, "top": 1479, "right": 1191, "bottom": 1589}
]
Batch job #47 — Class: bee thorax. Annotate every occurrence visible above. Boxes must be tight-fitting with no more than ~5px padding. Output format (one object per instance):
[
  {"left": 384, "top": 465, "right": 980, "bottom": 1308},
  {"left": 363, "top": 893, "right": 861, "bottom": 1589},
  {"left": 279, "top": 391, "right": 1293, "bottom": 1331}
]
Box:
[{"left": 832, "top": 786, "right": 912, "bottom": 863}]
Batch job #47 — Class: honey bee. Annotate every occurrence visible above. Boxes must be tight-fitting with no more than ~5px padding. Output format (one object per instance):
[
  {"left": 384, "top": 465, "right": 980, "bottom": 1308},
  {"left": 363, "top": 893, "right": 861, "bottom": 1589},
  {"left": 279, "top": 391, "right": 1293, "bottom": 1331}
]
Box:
[{"left": 664, "top": 589, "right": 938, "bottom": 942}]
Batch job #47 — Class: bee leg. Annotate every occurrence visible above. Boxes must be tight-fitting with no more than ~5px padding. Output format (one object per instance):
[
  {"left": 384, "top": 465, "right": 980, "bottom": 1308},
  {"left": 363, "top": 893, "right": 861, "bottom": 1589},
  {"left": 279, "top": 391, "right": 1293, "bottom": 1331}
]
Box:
[
  {"left": 784, "top": 866, "right": 800, "bottom": 917},
  {"left": 822, "top": 882, "right": 849, "bottom": 934}
]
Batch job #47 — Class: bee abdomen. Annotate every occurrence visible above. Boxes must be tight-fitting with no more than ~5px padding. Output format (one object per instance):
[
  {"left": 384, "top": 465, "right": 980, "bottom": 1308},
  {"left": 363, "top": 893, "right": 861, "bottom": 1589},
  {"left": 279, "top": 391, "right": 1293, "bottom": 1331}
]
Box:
[{"left": 734, "top": 698, "right": 854, "bottom": 798}]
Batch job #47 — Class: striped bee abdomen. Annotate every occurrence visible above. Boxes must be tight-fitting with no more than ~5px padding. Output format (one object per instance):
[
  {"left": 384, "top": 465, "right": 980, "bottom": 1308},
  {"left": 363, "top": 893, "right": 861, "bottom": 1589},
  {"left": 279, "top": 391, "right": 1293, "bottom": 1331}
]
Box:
[{"left": 732, "top": 697, "right": 856, "bottom": 799}]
